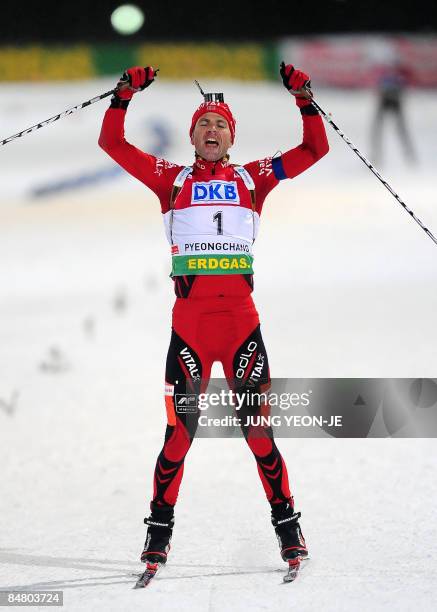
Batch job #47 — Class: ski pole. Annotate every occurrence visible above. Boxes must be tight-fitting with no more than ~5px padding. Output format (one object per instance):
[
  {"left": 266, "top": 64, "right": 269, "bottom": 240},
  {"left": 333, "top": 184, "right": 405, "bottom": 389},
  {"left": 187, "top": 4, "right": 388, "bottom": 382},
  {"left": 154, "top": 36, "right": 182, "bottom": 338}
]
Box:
[
  {"left": 309, "top": 95, "right": 437, "bottom": 246},
  {"left": 0, "top": 88, "right": 116, "bottom": 147}
]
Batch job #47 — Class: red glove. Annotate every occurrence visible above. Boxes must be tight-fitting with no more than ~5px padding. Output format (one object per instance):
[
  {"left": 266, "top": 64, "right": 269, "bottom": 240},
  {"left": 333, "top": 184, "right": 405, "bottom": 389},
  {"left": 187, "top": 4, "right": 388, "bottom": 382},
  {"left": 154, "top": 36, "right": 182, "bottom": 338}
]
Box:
[
  {"left": 280, "top": 62, "right": 313, "bottom": 108},
  {"left": 111, "top": 66, "right": 157, "bottom": 108}
]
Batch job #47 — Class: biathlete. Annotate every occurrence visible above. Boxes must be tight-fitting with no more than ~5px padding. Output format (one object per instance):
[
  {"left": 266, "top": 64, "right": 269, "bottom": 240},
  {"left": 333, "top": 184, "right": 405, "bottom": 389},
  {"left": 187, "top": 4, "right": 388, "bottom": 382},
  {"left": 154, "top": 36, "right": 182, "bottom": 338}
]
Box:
[{"left": 98, "top": 62, "right": 329, "bottom": 579}]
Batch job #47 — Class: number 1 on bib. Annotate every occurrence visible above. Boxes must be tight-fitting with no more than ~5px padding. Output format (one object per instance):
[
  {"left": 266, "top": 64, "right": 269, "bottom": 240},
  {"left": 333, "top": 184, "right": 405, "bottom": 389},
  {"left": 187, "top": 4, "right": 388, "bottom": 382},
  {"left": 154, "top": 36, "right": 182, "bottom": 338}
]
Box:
[{"left": 213, "top": 211, "right": 223, "bottom": 235}]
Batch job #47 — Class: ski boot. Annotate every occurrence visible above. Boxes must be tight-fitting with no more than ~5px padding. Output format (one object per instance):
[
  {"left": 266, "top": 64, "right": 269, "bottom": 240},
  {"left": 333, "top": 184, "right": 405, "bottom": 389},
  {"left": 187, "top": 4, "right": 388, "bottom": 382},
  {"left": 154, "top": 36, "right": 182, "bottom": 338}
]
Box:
[
  {"left": 140, "top": 502, "right": 174, "bottom": 564},
  {"left": 271, "top": 501, "right": 308, "bottom": 582}
]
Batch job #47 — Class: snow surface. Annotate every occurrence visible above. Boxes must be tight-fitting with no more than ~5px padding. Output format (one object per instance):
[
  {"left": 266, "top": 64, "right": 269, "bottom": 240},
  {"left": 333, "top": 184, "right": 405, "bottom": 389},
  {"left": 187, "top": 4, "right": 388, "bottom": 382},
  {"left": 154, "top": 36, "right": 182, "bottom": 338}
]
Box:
[{"left": 1, "top": 80, "right": 437, "bottom": 610}]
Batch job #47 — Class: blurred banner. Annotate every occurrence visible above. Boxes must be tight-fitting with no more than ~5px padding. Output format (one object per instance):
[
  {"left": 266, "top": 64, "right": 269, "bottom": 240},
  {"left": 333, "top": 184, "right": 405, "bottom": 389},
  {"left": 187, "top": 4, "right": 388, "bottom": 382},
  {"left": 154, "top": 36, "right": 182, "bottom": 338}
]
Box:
[
  {"left": 279, "top": 35, "right": 437, "bottom": 87},
  {"left": 0, "top": 43, "right": 277, "bottom": 81},
  {"left": 0, "top": 36, "right": 437, "bottom": 84}
]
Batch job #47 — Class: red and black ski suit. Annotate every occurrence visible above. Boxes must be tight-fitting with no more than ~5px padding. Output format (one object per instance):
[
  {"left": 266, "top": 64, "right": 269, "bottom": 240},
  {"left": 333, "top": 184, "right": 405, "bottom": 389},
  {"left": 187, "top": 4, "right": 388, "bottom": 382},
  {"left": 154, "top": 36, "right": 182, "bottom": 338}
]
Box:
[{"left": 99, "top": 101, "right": 328, "bottom": 511}]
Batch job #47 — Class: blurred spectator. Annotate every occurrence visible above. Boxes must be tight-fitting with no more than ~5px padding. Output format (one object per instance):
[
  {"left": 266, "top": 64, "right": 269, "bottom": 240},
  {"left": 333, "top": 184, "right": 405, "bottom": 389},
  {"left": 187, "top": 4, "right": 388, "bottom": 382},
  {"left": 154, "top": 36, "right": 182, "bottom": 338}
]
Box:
[{"left": 371, "top": 61, "right": 416, "bottom": 165}]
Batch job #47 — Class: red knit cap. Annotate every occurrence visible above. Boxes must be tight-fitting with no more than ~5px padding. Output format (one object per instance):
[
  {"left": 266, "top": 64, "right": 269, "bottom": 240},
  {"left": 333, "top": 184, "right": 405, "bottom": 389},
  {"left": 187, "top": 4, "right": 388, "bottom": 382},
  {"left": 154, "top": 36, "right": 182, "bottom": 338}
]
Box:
[{"left": 189, "top": 101, "right": 236, "bottom": 143}]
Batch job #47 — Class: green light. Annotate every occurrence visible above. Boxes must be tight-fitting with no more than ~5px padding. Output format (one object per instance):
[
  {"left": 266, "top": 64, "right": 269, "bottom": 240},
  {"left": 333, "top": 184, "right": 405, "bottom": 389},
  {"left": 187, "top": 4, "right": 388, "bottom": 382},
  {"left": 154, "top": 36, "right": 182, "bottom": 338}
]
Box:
[{"left": 111, "top": 4, "right": 145, "bottom": 35}]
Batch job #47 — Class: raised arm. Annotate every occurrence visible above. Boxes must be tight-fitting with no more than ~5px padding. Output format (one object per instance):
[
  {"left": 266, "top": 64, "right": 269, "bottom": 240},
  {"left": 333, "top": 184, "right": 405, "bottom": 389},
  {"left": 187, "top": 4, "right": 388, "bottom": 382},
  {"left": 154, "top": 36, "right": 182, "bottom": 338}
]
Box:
[
  {"left": 276, "top": 63, "right": 329, "bottom": 179},
  {"left": 98, "top": 67, "right": 177, "bottom": 200},
  {"left": 244, "top": 64, "right": 329, "bottom": 211}
]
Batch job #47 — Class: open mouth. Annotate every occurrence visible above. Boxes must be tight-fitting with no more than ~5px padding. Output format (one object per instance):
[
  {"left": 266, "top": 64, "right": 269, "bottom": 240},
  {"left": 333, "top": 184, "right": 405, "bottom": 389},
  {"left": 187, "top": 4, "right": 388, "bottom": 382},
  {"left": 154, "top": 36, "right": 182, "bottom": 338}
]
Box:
[{"left": 205, "top": 138, "right": 219, "bottom": 147}]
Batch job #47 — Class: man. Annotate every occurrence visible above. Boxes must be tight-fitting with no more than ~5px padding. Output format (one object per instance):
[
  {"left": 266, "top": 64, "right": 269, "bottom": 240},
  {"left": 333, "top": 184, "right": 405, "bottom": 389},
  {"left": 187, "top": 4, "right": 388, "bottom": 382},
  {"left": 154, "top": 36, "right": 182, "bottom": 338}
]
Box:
[
  {"left": 98, "top": 63, "right": 329, "bottom": 578},
  {"left": 371, "top": 61, "right": 416, "bottom": 165}
]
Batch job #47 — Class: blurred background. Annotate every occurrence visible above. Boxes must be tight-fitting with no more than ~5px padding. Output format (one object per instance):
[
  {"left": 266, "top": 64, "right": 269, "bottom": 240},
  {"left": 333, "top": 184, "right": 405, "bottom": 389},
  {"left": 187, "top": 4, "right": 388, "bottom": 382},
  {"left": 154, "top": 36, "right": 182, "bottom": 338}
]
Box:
[{"left": 1, "top": 2, "right": 437, "bottom": 609}]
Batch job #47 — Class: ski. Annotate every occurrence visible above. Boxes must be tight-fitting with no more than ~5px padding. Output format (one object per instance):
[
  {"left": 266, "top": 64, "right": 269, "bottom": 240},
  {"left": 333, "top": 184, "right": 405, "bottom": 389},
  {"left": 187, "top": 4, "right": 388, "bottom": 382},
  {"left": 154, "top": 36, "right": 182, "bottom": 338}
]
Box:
[
  {"left": 283, "top": 556, "right": 309, "bottom": 583},
  {"left": 134, "top": 561, "right": 164, "bottom": 589}
]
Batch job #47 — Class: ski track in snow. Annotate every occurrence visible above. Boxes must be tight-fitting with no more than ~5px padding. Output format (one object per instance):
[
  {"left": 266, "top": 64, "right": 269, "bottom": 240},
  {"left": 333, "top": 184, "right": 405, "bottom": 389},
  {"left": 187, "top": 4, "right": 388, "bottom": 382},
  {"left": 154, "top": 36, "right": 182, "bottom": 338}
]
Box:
[{"left": 1, "top": 81, "right": 436, "bottom": 611}]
